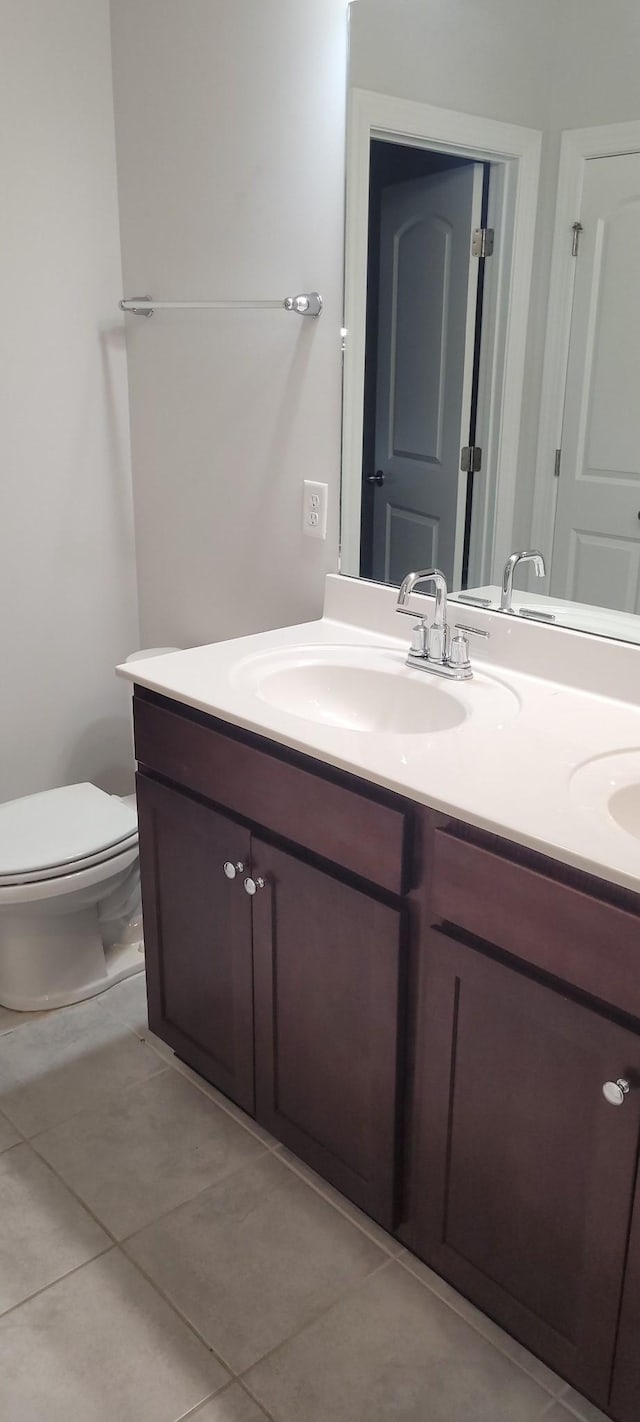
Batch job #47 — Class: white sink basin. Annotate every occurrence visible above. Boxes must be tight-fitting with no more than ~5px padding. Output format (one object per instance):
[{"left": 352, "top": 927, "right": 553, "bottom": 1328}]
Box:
[
  {"left": 230, "top": 644, "right": 520, "bottom": 735},
  {"left": 608, "top": 782, "right": 640, "bottom": 839},
  {"left": 570, "top": 749, "right": 640, "bottom": 841}
]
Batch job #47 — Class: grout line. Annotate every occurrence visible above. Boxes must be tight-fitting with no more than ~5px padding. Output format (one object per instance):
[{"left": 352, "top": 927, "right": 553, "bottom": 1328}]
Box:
[
  {"left": 116, "top": 1241, "right": 241, "bottom": 1378},
  {"left": 236, "top": 1255, "right": 396, "bottom": 1384},
  {"left": 154, "top": 1049, "right": 282, "bottom": 1152},
  {"left": 123, "top": 1225, "right": 394, "bottom": 1390},
  {"left": 117, "top": 1150, "right": 275, "bottom": 1245},
  {"left": 75, "top": 981, "right": 277, "bottom": 1152},
  {"left": 24, "top": 1137, "right": 126, "bottom": 1247},
  {"left": 0, "top": 1032, "right": 168, "bottom": 1143},
  {"left": 171, "top": 1390, "right": 224, "bottom": 1422},
  {"left": 559, "top": 1394, "right": 606, "bottom": 1422},
  {"left": 272, "top": 1144, "right": 403, "bottom": 1257},
  {"left": 233, "top": 1377, "right": 280, "bottom": 1422},
  {"left": 393, "top": 1250, "right": 565, "bottom": 1398},
  {"left": 172, "top": 1382, "right": 237, "bottom": 1422},
  {"left": 0, "top": 1242, "right": 117, "bottom": 1324},
  {"left": 20, "top": 1060, "right": 172, "bottom": 1144},
  {"left": 173, "top": 1377, "right": 278, "bottom": 1422}
]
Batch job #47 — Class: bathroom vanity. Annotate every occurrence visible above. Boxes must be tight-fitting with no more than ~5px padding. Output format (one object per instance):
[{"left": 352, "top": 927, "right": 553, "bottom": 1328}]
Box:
[{"left": 122, "top": 578, "right": 640, "bottom": 1422}]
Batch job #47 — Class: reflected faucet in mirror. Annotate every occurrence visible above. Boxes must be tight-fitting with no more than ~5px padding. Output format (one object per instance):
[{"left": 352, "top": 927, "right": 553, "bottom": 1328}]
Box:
[{"left": 500, "top": 551, "right": 546, "bottom": 614}]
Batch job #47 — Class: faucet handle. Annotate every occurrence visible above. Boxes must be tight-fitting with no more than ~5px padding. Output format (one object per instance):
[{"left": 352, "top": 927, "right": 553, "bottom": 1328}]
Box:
[
  {"left": 454, "top": 623, "right": 490, "bottom": 639},
  {"left": 409, "top": 622, "right": 427, "bottom": 656},
  {"left": 449, "top": 623, "right": 490, "bottom": 671}
]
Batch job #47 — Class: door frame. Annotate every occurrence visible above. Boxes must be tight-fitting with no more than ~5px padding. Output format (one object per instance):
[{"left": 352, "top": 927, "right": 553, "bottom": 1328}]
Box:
[
  {"left": 530, "top": 117, "right": 640, "bottom": 583},
  {"left": 341, "top": 87, "right": 542, "bottom": 584}
]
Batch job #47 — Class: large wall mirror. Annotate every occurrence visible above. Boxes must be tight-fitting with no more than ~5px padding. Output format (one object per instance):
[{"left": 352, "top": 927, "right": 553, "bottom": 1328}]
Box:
[{"left": 341, "top": 0, "right": 640, "bottom": 644}]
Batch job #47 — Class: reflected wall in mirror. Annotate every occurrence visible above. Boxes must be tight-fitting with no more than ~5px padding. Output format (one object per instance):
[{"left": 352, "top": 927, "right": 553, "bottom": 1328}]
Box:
[{"left": 341, "top": 0, "right": 640, "bottom": 644}]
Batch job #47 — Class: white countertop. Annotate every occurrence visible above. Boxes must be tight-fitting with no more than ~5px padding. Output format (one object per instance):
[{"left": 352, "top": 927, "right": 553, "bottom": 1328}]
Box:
[
  {"left": 460, "top": 584, "right": 640, "bottom": 644},
  {"left": 119, "top": 576, "right": 640, "bottom": 896}
]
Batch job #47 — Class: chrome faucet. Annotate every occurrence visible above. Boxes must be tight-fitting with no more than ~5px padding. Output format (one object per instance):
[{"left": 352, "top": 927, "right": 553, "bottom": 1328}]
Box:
[
  {"left": 396, "top": 568, "right": 488, "bottom": 680},
  {"left": 500, "top": 550, "right": 546, "bottom": 613}
]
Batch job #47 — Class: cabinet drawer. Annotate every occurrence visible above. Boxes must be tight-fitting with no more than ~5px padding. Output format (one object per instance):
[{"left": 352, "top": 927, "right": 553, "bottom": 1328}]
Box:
[
  {"left": 134, "top": 694, "right": 409, "bottom": 894},
  {"left": 432, "top": 827, "right": 640, "bottom": 1017}
]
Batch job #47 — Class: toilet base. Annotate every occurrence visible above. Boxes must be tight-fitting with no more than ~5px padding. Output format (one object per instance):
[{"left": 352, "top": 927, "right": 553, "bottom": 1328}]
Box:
[{"left": 0, "top": 912, "right": 144, "bottom": 1013}]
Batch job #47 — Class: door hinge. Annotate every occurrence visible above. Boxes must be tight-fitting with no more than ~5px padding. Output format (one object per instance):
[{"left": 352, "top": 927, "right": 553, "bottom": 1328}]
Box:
[
  {"left": 554, "top": 448, "right": 561, "bottom": 478},
  {"left": 472, "top": 227, "right": 494, "bottom": 258},
  {"left": 461, "top": 445, "right": 482, "bottom": 473},
  {"left": 571, "top": 222, "right": 583, "bottom": 257}
]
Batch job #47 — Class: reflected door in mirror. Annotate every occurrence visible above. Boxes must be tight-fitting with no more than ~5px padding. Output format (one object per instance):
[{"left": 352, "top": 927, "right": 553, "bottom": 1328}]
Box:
[
  {"left": 368, "top": 161, "right": 483, "bottom": 587},
  {"left": 551, "top": 151, "right": 640, "bottom": 614}
]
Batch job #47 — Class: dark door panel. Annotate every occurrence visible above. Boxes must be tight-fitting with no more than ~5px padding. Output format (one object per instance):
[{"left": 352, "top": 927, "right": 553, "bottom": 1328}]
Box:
[
  {"left": 410, "top": 929, "right": 640, "bottom": 1406},
  {"left": 136, "top": 773, "right": 254, "bottom": 1112},
  {"left": 252, "top": 838, "right": 404, "bottom": 1227}
]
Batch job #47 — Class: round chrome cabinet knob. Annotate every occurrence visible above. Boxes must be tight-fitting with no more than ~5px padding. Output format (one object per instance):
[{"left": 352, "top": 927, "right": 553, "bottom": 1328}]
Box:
[
  {"left": 223, "top": 861, "right": 244, "bottom": 880},
  {"left": 243, "top": 876, "right": 266, "bottom": 896},
  {"left": 602, "top": 1078, "right": 631, "bottom": 1106}
]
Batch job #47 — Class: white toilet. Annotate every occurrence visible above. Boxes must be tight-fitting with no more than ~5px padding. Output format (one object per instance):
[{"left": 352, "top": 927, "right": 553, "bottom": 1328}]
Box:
[
  {"left": 0, "top": 782, "right": 142, "bottom": 1012},
  {"left": 0, "top": 648, "right": 179, "bottom": 1013}
]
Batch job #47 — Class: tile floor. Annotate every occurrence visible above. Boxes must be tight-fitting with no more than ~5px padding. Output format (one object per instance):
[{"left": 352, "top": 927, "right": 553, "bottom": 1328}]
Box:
[{"left": 0, "top": 975, "right": 609, "bottom": 1422}]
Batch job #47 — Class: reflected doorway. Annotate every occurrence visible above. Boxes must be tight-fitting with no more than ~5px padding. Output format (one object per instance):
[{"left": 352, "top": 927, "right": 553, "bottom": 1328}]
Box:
[{"left": 360, "top": 140, "right": 491, "bottom": 588}]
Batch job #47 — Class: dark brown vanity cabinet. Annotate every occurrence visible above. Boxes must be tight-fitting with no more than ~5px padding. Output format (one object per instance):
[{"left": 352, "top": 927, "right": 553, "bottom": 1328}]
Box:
[
  {"left": 134, "top": 692, "right": 407, "bottom": 1227},
  {"left": 408, "top": 824, "right": 640, "bottom": 1416},
  {"left": 134, "top": 688, "right": 640, "bottom": 1419}
]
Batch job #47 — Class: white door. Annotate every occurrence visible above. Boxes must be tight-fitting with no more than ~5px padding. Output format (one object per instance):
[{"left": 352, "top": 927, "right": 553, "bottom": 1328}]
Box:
[
  {"left": 551, "top": 152, "right": 640, "bottom": 611},
  {"left": 371, "top": 163, "right": 484, "bottom": 587}
]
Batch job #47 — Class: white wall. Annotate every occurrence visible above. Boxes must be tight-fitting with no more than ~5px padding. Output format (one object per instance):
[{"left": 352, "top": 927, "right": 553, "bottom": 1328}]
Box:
[
  {"left": 0, "top": 0, "right": 140, "bottom": 802},
  {"left": 110, "top": 0, "right": 347, "bottom": 650},
  {"left": 349, "top": 0, "right": 640, "bottom": 556}
]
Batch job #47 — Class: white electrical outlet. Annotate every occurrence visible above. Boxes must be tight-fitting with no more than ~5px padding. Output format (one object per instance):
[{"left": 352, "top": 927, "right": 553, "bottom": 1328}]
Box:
[{"left": 302, "top": 480, "right": 328, "bottom": 539}]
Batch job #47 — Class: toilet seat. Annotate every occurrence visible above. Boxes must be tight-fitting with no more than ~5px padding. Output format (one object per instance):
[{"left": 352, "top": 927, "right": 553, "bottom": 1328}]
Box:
[{"left": 0, "top": 783, "right": 138, "bottom": 888}]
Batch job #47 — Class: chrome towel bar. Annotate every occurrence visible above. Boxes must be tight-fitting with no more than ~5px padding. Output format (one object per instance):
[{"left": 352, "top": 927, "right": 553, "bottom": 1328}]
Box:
[{"left": 119, "top": 292, "right": 323, "bottom": 318}]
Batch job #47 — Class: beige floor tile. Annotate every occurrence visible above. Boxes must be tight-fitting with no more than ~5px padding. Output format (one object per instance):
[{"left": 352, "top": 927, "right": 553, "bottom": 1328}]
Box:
[
  {"left": 33, "top": 1069, "right": 268, "bottom": 1238},
  {"left": 144, "top": 1027, "right": 179, "bottom": 1065},
  {"left": 245, "top": 1262, "right": 552, "bottom": 1422},
  {"left": 0, "top": 1249, "right": 229, "bottom": 1422},
  {"left": 189, "top": 1383, "right": 273, "bottom": 1420},
  {"left": 398, "top": 1250, "right": 565, "bottom": 1393},
  {"left": 126, "top": 1151, "right": 386, "bottom": 1372},
  {"left": 275, "top": 1144, "right": 404, "bottom": 1256},
  {"left": 169, "top": 1056, "right": 279, "bottom": 1148},
  {"left": 0, "top": 1004, "right": 50, "bottom": 1035},
  {"left": 0, "top": 1108, "right": 20, "bottom": 1153},
  {"left": 95, "top": 971, "right": 149, "bottom": 1037},
  {"left": 0, "top": 1142, "right": 109, "bottom": 1314},
  {"left": 560, "top": 1386, "right": 611, "bottom": 1421},
  {"left": 136, "top": 1022, "right": 277, "bottom": 1149},
  {"left": 0, "top": 996, "right": 166, "bottom": 1136}
]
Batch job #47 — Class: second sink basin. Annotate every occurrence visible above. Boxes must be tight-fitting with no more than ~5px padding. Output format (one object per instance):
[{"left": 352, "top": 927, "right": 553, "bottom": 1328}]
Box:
[
  {"left": 570, "top": 749, "right": 640, "bottom": 841},
  {"left": 230, "top": 644, "right": 520, "bottom": 735},
  {"left": 609, "top": 782, "right": 640, "bottom": 839}
]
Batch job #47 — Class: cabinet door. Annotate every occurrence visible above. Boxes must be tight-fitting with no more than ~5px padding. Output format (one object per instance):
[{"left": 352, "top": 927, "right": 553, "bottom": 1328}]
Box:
[
  {"left": 410, "top": 929, "right": 640, "bottom": 1407},
  {"left": 136, "top": 773, "right": 254, "bottom": 1113},
  {"left": 251, "top": 838, "right": 404, "bottom": 1227},
  {"left": 611, "top": 1163, "right": 640, "bottom": 1421}
]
